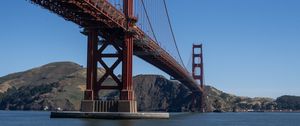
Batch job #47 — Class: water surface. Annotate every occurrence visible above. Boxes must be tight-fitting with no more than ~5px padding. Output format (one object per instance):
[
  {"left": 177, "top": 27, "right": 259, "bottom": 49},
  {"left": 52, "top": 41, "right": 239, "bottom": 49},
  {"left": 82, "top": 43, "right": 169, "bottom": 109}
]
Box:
[{"left": 0, "top": 111, "right": 299, "bottom": 126}]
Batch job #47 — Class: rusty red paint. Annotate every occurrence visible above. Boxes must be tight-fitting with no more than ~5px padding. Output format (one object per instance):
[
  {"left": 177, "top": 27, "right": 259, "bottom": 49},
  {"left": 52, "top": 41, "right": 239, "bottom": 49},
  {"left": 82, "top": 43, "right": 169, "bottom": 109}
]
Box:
[
  {"left": 120, "top": 0, "right": 135, "bottom": 101},
  {"left": 192, "top": 44, "right": 204, "bottom": 88}
]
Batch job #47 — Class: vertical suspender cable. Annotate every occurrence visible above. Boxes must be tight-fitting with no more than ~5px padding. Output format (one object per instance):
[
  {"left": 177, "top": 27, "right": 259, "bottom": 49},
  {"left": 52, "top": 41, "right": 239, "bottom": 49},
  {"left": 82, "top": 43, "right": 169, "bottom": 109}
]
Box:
[{"left": 140, "top": 0, "right": 158, "bottom": 43}]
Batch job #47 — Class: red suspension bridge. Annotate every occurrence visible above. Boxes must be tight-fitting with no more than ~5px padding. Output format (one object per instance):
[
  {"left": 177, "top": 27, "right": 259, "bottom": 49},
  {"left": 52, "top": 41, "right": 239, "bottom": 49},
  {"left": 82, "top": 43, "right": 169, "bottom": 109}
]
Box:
[{"left": 29, "top": 0, "right": 205, "bottom": 113}]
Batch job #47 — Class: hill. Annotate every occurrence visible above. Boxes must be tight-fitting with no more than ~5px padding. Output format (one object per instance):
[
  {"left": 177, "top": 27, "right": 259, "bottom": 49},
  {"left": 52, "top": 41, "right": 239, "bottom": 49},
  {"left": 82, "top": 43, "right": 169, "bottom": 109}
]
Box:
[
  {"left": 276, "top": 95, "right": 300, "bottom": 110},
  {"left": 0, "top": 62, "right": 298, "bottom": 112}
]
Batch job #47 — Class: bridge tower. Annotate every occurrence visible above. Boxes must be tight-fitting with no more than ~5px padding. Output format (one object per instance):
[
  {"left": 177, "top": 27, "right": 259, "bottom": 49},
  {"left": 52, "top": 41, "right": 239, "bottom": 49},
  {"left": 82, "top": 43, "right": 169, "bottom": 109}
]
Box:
[
  {"left": 81, "top": 0, "right": 137, "bottom": 113},
  {"left": 191, "top": 44, "right": 205, "bottom": 112},
  {"left": 192, "top": 44, "right": 204, "bottom": 88}
]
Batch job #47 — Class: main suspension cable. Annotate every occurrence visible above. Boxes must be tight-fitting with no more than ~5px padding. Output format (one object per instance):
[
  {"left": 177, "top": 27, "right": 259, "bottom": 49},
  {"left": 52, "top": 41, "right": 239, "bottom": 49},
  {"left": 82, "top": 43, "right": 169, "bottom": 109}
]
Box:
[{"left": 163, "top": 0, "right": 186, "bottom": 70}]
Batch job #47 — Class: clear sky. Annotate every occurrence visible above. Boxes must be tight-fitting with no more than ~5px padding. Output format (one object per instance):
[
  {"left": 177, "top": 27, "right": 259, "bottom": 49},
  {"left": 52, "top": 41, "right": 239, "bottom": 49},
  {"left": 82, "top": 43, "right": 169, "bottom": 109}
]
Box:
[{"left": 1, "top": 0, "right": 300, "bottom": 98}]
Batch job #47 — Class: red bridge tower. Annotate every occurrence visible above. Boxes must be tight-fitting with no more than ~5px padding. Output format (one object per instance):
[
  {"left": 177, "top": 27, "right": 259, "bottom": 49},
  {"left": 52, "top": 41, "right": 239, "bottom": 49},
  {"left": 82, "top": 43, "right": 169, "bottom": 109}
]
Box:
[
  {"left": 191, "top": 44, "right": 205, "bottom": 112},
  {"left": 192, "top": 44, "right": 204, "bottom": 88},
  {"left": 81, "top": 0, "right": 137, "bottom": 113}
]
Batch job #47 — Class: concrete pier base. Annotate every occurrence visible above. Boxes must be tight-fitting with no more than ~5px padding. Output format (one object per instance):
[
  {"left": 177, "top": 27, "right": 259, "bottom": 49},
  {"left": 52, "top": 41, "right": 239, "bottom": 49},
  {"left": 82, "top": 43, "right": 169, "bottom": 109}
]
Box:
[
  {"left": 50, "top": 111, "right": 169, "bottom": 119},
  {"left": 80, "top": 100, "right": 137, "bottom": 113},
  {"left": 118, "top": 100, "right": 137, "bottom": 112}
]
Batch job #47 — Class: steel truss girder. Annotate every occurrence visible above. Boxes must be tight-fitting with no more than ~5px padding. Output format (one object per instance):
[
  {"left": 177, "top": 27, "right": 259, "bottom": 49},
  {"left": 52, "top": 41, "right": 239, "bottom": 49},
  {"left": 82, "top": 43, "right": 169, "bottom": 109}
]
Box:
[{"left": 96, "top": 40, "right": 123, "bottom": 92}]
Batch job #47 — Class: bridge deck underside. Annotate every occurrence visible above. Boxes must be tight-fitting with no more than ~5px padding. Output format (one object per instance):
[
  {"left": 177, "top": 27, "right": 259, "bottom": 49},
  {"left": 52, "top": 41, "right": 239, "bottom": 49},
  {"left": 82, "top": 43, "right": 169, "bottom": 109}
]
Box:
[{"left": 30, "top": 0, "right": 203, "bottom": 93}]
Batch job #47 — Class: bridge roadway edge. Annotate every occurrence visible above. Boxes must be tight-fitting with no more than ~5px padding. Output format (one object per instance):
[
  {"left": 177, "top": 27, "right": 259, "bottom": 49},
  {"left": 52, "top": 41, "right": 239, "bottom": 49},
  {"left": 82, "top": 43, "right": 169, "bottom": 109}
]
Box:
[{"left": 50, "top": 111, "right": 170, "bottom": 119}]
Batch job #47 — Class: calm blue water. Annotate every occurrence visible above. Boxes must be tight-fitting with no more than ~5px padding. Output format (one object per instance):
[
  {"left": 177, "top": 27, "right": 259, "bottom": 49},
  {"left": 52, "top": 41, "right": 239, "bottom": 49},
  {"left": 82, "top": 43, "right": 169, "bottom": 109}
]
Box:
[{"left": 0, "top": 111, "right": 299, "bottom": 126}]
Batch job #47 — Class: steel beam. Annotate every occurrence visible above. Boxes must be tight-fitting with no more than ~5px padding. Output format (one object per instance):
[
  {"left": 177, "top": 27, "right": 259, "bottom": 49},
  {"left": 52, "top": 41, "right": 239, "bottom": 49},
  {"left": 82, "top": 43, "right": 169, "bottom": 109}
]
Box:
[
  {"left": 84, "top": 28, "right": 98, "bottom": 100},
  {"left": 120, "top": 0, "right": 135, "bottom": 101}
]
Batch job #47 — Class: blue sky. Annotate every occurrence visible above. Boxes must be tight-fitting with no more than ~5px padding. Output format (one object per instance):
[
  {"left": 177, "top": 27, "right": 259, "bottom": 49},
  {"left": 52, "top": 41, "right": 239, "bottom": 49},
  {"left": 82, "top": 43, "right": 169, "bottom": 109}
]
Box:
[{"left": 1, "top": 0, "right": 300, "bottom": 98}]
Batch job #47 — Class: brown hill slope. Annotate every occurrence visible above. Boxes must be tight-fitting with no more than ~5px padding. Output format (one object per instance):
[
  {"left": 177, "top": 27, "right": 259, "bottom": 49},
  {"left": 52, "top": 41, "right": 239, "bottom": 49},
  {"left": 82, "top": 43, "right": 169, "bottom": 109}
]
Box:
[{"left": 0, "top": 62, "right": 289, "bottom": 112}]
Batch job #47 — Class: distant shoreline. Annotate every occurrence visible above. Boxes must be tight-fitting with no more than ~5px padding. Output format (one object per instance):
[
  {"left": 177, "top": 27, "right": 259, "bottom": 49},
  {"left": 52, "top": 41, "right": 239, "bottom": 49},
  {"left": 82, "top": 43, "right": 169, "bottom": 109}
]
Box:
[
  {"left": 221, "top": 110, "right": 300, "bottom": 113},
  {"left": 252, "top": 110, "right": 300, "bottom": 113}
]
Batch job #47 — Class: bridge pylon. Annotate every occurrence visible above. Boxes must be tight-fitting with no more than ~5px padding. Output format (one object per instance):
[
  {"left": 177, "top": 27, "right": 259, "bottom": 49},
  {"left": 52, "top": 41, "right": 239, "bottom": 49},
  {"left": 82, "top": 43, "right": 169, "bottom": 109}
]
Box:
[
  {"left": 81, "top": 0, "right": 137, "bottom": 113},
  {"left": 191, "top": 44, "right": 205, "bottom": 112}
]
